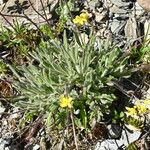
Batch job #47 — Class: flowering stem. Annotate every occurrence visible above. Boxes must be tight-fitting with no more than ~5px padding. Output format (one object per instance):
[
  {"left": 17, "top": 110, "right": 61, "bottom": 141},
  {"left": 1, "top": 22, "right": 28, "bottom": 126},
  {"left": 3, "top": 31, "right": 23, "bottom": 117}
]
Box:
[{"left": 70, "top": 110, "right": 78, "bottom": 150}]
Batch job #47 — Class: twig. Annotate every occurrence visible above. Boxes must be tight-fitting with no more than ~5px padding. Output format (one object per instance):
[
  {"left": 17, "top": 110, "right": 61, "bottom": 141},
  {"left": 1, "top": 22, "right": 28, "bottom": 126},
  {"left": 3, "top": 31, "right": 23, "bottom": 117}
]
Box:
[
  {"left": 28, "top": 0, "right": 51, "bottom": 26},
  {"left": 124, "top": 125, "right": 130, "bottom": 145},
  {"left": 70, "top": 110, "right": 79, "bottom": 150},
  {"left": 23, "top": 14, "right": 40, "bottom": 30},
  {"left": 0, "top": 1, "right": 7, "bottom": 12},
  {"left": 0, "top": 12, "right": 15, "bottom": 30},
  {"left": 25, "top": 113, "right": 43, "bottom": 142},
  {"left": 39, "top": 0, "right": 49, "bottom": 22},
  {"left": 0, "top": 12, "right": 25, "bottom": 18},
  {"left": 13, "top": 113, "right": 44, "bottom": 148}
]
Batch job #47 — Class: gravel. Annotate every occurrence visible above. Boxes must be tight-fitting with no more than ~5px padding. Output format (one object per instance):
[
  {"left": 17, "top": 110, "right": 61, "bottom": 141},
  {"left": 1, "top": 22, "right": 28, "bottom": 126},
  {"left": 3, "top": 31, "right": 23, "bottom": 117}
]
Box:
[{"left": 95, "top": 129, "right": 141, "bottom": 150}]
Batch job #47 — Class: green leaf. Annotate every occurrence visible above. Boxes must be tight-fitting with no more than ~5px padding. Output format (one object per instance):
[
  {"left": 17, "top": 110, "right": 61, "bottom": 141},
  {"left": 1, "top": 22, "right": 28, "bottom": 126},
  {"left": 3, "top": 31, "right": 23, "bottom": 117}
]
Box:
[{"left": 80, "top": 107, "right": 87, "bottom": 129}]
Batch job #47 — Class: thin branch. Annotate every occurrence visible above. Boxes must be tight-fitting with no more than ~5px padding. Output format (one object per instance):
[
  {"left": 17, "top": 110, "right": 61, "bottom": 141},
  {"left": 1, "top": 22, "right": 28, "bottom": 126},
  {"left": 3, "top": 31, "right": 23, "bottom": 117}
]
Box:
[
  {"left": 0, "top": 12, "right": 25, "bottom": 18},
  {"left": 124, "top": 125, "right": 130, "bottom": 145},
  {"left": 25, "top": 113, "right": 44, "bottom": 142},
  {"left": 23, "top": 13, "right": 41, "bottom": 30},
  {"left": 0, "top": 1, "right": 7, "bottom": 12},
  {"left": 28, "top": 0, "right": 49, "bottom": 25},
  {"left": 70, "top": 110, "right": 79, "bottom": 150},
  {"left": 39, "top": 0, "right": 49, "bottom": 23},
  {"left": 0, "top": 12, "right": 16, "bottom": 30}
]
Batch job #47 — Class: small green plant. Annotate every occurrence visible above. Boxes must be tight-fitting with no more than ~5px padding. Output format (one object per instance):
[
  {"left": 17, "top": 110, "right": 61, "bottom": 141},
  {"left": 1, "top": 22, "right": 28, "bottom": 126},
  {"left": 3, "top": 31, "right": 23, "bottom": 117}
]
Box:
[
  {"left": 0, "top": 61, "right": 7, "bottom": 74},
  {"left": 55, "top": 0, "right": 77, "bottom": 34},
  {"left": 130, "top": 44, "right": 150, "bottom": 64},
  {"left": 40, "top": 24, "right": 55, "bottom": 39},
  {"left": 112, "top": 110, "right": 124, "bottom": 124},
  {"left": 126, "top": 141, "right": 140, "bottom": 150},
  {"left": 0, "top": 20, "right": 40, "bottom": 64},
  {"left": 130, "top": 27, "right": 150, "bottom": 66},
  {"left": 10, "top": 30, "right": 131, "bottom": 148}
]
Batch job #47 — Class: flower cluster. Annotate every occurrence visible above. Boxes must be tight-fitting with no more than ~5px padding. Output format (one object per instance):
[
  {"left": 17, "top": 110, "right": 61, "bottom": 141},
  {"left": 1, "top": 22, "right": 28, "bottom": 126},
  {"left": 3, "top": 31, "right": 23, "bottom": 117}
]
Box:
[
  {"left": 126, "top": 105, "right": 148, "bottom": 116},
  {"left": 125, "top": 99, "right": 150, "bottom": 130},
  {"left": 59, "top": 95, "right": 72, "bottom": 108},
  {"left": 73, "top": 12, "right": 89, "bottom": 26},
  {"left": 125, "top": 99, "right": 150, "bottom": 116}
]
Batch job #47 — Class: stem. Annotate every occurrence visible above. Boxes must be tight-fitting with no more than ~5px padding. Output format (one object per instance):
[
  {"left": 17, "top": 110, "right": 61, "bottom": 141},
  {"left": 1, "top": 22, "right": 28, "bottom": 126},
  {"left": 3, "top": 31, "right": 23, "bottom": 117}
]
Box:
[
  {"left": 39, "top": 0, "right": 49, "bottom": 22},
  {"left": 70, "top": 110, "right": 78, "bottom": 150}
]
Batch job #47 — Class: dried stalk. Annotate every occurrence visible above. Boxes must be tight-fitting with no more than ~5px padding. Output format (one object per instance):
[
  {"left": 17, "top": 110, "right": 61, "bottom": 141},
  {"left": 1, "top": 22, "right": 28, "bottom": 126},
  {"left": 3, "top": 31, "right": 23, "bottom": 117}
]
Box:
[
  {"left": 70, "top": 110, "right": 79, "bottom": 150},
  {"left": 25, "top": 113, "right": 44, "bottom": 142}
]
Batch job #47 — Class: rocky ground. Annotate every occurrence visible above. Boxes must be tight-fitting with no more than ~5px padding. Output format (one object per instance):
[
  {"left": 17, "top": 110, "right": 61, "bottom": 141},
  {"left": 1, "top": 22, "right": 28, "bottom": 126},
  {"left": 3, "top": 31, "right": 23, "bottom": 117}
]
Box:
[
  {"left": 0, "top": 0, "right": 150, "bottom": 150},
  {"left": 0, "top": 0, "right": 148, "bottom": 42}
]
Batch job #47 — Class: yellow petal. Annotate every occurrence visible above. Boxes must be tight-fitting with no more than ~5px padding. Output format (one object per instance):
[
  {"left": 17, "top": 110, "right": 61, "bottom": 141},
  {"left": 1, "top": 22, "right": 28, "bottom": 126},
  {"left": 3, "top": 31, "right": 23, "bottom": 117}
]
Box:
[
  {"left": 73, "top": 14, "right": 88, "bottom": 25},
  {"left": 80, "top": 12, "right": 89, "bottom": 20},
  {"left": 73, "top": 16, "right": 80, "bottom": 24},
  {"left": 126, "top": 107, "right": 137, "bottom": 115},
  {"left": 136, "top": 105, "right": 148, "bottom": 114},
  {"left": 144, "top": 99, "right": 150, "bottom": 105}
]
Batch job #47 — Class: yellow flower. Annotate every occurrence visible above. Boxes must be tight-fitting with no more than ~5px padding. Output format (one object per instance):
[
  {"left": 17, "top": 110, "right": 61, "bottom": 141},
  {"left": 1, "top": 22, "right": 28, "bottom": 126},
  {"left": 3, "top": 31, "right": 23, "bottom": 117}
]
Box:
[
  {"left": 126, "top": 107, "right": 137, "bottom": 116},
  {"left": 59, "top": 95, "right": 72, "bottom": 108},
  {"left": 135, "top": 105, "right": 148, "bottom": 114},
  {"left": 73, "top": 16, "right": 84, "bottom": 25},
  {"left": 73, "top": 12, "right": 89, "bottom": 26},
  {"left": 80, "top": 12, "right": 89, "bottom": 20}
]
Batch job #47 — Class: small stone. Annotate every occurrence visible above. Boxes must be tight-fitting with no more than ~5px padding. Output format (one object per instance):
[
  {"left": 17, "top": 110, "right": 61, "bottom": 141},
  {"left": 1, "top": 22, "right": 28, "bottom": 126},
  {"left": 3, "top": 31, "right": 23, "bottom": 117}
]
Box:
[
  {"left": 0, "top": 0, "right": 3, "bottom": 5},
  {"left": 124, "top": 16, "right": 139, "bottom": 41},
  {"left": 137, "top": 0, "right": 150, "bottom": 12},
  {"left": 33, "top": 144, "right": 40, "bottom": 150},
  {"left": 109, "top": 19, "right": 126, "bottom": 34},
  {"left": 107, "top": 123, "right": 122, "bottom": 139},
  {"left": 146, "top": 88, "right": 150, "bottom": 99},
  {"left": 95, "top": 12, "right": 107, "bottom": 22},
  {"left": 95, "top": 128, "right": 141, "bottom": 150},
  {"left": 110, "top": 4, "right": 129, "bottom": 14},
  {"left": 84, "top": 0, "right": 99, "bottom": 12},
  {"left": 4, "top": 147, "right": 10, "bottom": 150},
  {"left": 0, "top": 143, "right": 5, "bottom": 150},
  {"left": 110, "top": 0, "right": 133, "bottom": 8},
  {"left": 0, "top": 107, "right": 5, "bottom": 118},
  {"left": 3, "top": 120, "right": 7, "bottom": 126},
  {"left": 0, "top": 139, "right": 10, "bottom": 150}
]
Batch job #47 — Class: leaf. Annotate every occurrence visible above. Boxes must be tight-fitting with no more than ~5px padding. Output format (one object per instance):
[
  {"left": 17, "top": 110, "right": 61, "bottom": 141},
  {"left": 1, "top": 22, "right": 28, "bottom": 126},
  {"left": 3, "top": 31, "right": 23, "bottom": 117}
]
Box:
[
  {"left": 80, "top": 107, "right": 87, "bottom": 129},
  {"left": 63, "top": 30, "right": 68, "bottom": 50},
  {"left": 74, "top": 32, "right": 83, "bottom": 47}
]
